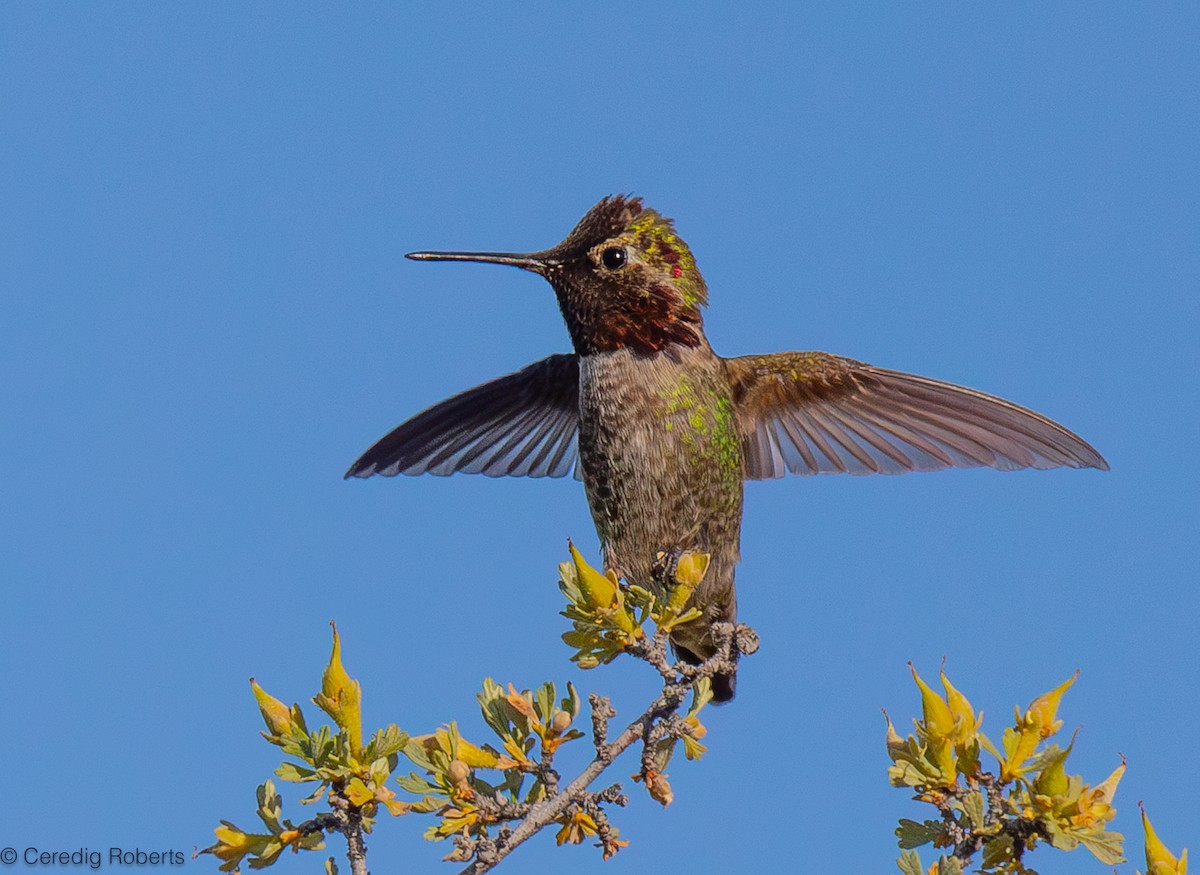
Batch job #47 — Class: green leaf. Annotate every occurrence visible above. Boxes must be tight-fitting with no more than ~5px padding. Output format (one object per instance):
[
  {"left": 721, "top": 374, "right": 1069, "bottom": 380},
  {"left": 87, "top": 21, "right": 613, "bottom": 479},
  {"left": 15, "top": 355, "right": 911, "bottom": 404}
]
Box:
[
  {"left": 977, "top": 730, "right": 1003, "bottom": 765},
  {"left": 525, "top": 778, "right": 548, "bottom": 805},
  {"left": 980, "top": 834, "right": 1015, "bottom": 871},
  {"left": 936, "top": 855, "right": 963, "bottom": 875},
  {"left": 477, "top": 678, "right": 512, "bottom": 739},
  {"left": 298, "top": 781, "right": 329, "bottom": 805},
  {"left": 896, "top": 849, "right": 925, "bottom": 875},
  {"left": 1078, "top": 830, "right": 1125, "bottom": 865},
  {"left": 1000, "top": 725, "right": 1019, "bottom": 759},
  {"left": 408, "top": 795, "right": 444, "bottom": 814},
  {"left": 275, "top": 762, "right": 317, "bottom": 783},
  {"left": 402, "top": 739, "right": 437, "bottom": 773},
  {"left": 687, "top": 677, "right": 713, "bottom": 716},
  {"left": 681, "top": 734, "right": 707, "bottom": 761},
  {"left": 562, "top": 681, "right": 581, "bottom": 718},
  {"left": 896, "top": 818, "right": 943, "bottom": 850},
  {"left": 362, "top": 725, "right": 410, "bottom": 764},
  {"left": 305, "top": 726, "right": 336, "bottom": 770},
  {"left": 1045, "top": 820, "right": 1079, "bottom": 852},
  {"left": 396, "top": 772, "right": 439, "bottom": 795},
  {"left": 534, "top": 682, "right": 555, "bottom": 725},
  {"left": 961, "top": 790, "right": 985, "bottom": 830},
  {"left": 255, "top": 781, "right": 284, "bottom": 833}
]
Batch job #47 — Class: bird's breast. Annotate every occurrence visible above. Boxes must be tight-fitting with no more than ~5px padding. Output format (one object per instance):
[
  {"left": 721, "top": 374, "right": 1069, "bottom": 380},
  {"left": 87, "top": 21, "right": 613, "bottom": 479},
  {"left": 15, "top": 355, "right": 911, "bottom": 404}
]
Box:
[{"left": 576, "top": 345, "right": 743, "bottom": 582}]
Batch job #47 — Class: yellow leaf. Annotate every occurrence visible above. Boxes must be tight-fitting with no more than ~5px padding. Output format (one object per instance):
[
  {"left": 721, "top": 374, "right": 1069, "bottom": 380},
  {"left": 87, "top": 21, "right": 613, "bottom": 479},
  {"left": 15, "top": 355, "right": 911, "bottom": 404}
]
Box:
[
  {"left": 1142, "top": 805, "right": 1188, "bottom": 875},
  {"left": 569, "top": 541, "right": 617, "bottom": 609},
  {"left": 599, "top": 831, "right": 629, "bottom": 861},
  {"left": 343, "top": 778, "right": 373, "bottom": 807},
  {"left": 1025, "top": 670, "right": 1079, "bottom": 739},
  {"left": 928, "top": 738, "right": 957, "bottom": 787},
  {"left": 663, "top": 551, "right": 710, "bottom": 615},
  {"left": 568, "top": 541, "right": 636, "bottom": 635},
  {"left": 673, "top": 551, "right": 711, "bottom": 587},
  {"left": 380, "top": 796, "right": 410, "bottom": 817},
  {"left": 940, "top": 668, "right": 981, "bottom": 747},
  {"left": 201, "top": 822, "right": 274, "bottom": 870},
  {"left": 250, "top": 678, "right": 295, "bottom": 739},
  {"left": 1032, "top": 736, "right": 1074, "bottom": 798},
  {"left": 999, "top": 726, "right": 1042, "bottom": 783},
  {"left": 576, "top": 811, "right": 599, "bottom": 834},
  {"left": 554, "top": 809, "right": 599, "bottom": 846},
  {"left": 883, "top": 709, "right": 906, "bottom": 759},
  {"left": 1073, "top": 756, "right": 1125, "bottom": 827},
  {"left": 505, "top": 684, "right": 539, "bottom": 721},
  {"left": 457, "top": 737, "right": 520, "bottom": 772},
  {"left": 636, "top": 769, "right": 674, "bottom": 806},
  {"left": 910, "top": 663, "right": 955, "bottom": 739},
  {"left": 312, "top": 621, "right": 362, "bottom": 757},
  {"left": 420, "top": 724, "right": 518, "bottom": 771}
]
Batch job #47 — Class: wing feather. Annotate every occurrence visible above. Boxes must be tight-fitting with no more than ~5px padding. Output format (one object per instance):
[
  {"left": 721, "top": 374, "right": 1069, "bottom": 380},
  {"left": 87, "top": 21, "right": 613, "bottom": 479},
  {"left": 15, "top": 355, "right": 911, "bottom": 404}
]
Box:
[
  {"left": 724, "top": 352, "right": 1107, "bottom": 479},
  {"left": 345, "top": 354, "right": 580, "bottom": 479}
]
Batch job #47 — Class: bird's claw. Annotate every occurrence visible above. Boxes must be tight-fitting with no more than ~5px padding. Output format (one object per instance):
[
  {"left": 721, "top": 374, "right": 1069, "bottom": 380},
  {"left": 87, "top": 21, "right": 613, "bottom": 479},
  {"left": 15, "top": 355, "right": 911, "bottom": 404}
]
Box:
[{"left": 652, "top": 546, "right": 684, "bottom": 586}]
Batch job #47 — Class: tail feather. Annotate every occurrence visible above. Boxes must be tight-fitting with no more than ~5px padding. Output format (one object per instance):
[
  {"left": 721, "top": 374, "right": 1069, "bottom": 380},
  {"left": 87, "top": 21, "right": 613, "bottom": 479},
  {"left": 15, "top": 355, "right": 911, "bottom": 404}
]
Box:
[{"left": 674, "top": 641, "right": 737, "bottom": 703}]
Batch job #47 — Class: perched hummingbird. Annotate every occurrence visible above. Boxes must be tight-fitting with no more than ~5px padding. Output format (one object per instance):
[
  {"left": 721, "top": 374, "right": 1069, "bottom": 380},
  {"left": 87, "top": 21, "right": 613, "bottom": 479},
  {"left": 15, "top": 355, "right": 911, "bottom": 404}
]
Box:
[{"left": 346, "top": 196, "right": 1107, "bottom": 702}]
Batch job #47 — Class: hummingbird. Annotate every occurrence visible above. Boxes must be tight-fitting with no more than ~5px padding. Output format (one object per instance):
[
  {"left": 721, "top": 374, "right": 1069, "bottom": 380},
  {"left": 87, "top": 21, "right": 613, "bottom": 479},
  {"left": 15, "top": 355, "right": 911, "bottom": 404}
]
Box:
[{"left": 346, "top": 195, "right": 1107, "bottom": 702}]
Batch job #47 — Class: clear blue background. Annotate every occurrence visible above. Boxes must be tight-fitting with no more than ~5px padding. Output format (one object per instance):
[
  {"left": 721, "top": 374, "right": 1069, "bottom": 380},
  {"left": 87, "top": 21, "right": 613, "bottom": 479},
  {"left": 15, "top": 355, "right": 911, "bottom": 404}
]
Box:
[{"left": 3, "top": 5, "right": 1197, "bottom": 873}]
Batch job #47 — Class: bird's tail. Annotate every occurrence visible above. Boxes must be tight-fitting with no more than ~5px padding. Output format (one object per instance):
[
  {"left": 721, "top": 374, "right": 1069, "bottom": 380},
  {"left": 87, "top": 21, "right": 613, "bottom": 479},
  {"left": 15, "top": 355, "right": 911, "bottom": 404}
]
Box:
[
  {"left": 668, "top": 557, "right": 739, "bottom": 703},
  {"left": 673, "top": 639, "right": 737, "bottom": 703}
]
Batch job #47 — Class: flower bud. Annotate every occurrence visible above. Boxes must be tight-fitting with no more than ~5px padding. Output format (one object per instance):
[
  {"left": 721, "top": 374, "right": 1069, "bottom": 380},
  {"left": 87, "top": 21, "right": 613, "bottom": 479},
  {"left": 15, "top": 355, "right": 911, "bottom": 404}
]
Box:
[
  {"left": 447, "top": 759, "right": 470, "bottom": 785},
  {"left": 250, "top": 678, "right": 295, "bottom": 739}
]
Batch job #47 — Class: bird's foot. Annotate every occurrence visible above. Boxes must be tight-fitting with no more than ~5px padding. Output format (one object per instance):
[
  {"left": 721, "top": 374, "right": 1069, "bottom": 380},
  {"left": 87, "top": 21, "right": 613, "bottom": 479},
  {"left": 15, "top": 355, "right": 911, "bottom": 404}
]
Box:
[{"left": 652, "top": 546, "right": 684, "bottom": 586}]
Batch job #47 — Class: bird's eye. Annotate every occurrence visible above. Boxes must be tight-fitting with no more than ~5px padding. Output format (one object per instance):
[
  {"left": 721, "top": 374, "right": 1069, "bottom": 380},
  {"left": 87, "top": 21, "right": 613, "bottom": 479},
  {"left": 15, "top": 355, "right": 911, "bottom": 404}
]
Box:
[{"left": 600, "top": 247, "right": 627, "bottom": 269}]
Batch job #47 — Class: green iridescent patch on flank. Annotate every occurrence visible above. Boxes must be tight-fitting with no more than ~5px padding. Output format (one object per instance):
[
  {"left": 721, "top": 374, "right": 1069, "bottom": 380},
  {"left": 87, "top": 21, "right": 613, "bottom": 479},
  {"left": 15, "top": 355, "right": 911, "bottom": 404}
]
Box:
[
  {"left": 711, "top": 396, "right": 742, "bottom": 478},
  {"left": 655, "top": 373, "right": 740, "bottom": 476},
  {"left": 681, "top": 399, "right": 742, "bottom": 480},
  {"left": 657, "top": 374, "right": 698, "bottom": 416}
]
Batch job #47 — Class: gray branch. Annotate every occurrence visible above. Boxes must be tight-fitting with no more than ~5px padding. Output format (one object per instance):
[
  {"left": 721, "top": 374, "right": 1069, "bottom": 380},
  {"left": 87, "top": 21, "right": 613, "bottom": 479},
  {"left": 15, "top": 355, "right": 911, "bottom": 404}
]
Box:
[
  {"left": 297, "top": 792, "right": 370, "bottom": 875},
  {"left": 454, "top": 622, "right": 755, "bottom": 875}
]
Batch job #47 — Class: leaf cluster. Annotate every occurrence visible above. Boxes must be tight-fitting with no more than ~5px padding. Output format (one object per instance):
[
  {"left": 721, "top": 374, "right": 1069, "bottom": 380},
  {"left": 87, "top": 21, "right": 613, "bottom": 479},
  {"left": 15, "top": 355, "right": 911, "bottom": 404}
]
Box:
[
  {"left": 201, "top": 623, "right": 409, "bottom": 874},
  {"left": 398, "top": 679, "right": 594, "bottom": 849},
  {"left": 887, "top": 665, "right": 1125, "bottom": 873},
  {"left": 202, "top": 544, "right": 739, "bottom": 874},
  {"left": 558, "top": 541, "right": 707, "bottom": 668}
]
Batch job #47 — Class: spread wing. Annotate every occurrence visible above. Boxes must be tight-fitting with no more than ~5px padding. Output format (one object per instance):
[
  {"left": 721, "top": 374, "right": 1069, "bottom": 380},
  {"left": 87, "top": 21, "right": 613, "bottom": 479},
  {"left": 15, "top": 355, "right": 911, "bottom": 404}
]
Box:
[
  {"left": 724, "top": 352, "right": 1108, "bottom": 478},
  {"left": 345, "top": 354, "right": 580, "bottom": 479}
]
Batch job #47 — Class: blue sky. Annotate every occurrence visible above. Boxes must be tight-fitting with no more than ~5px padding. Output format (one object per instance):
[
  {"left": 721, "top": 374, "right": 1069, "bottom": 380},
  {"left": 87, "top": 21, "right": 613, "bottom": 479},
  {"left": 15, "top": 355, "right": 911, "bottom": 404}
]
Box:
[{"left": 2, "top": 4, "right": 1197, "bottom": 873}]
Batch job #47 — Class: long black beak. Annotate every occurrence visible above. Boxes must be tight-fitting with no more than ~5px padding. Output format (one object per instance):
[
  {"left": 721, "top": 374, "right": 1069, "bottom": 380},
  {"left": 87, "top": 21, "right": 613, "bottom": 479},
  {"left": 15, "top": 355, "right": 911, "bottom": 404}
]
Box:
[{"left": 405, "top": 251, "right": 554, "bottom": 274}]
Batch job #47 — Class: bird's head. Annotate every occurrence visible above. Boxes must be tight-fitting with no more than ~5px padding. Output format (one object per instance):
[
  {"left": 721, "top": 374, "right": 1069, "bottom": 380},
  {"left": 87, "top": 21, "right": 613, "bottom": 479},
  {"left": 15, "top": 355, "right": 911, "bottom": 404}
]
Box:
[{"left": 407, "top": 195, "right": 708, "bottom": 355}]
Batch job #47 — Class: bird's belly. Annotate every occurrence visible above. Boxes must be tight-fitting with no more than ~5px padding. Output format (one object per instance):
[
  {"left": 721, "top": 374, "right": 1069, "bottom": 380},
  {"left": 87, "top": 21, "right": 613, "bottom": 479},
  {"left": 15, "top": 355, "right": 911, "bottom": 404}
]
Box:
[{"left": 577, "top": 347, "right": 743, "bottom": 589}]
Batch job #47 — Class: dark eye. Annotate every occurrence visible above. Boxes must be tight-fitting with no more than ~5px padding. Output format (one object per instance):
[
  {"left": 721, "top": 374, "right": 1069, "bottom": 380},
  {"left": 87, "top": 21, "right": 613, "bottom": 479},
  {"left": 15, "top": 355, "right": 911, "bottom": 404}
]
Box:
[{"left": 601, "top": 247, "right": 627, "bottom": 269}]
